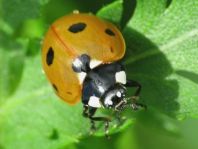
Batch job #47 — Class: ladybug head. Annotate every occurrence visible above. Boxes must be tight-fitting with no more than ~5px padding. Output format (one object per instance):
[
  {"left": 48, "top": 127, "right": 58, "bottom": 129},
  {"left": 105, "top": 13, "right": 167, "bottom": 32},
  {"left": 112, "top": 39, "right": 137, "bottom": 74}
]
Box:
[
  {"left": 72, "top": 54, "right": 91, "bottom": 73},
  {"left": 102, "top": 84, "right": 127, "bottom": 108}
]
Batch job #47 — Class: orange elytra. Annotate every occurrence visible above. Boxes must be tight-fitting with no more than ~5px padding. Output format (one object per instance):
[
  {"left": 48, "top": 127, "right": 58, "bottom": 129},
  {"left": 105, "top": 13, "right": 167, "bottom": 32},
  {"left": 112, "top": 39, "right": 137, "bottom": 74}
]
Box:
[{"left": 41, "top": 12, "right": 125, "bottom": 104}]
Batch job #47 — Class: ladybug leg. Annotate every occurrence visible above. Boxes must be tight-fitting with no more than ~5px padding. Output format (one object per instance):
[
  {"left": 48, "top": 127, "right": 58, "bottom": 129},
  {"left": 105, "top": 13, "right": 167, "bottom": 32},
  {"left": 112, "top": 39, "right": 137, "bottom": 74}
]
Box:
[
  {"left": 131, "top": 102, "right": 147, "bottom": 110},
  {"left": 82, "top": 105, "right": 96, "bottom": 133},
  {"left": 115, "top": 99, "right": 127, "bottom": 111},
  {"left": 82, "top": 105, "right": 111, "bottom": 138},
  {"left": 114, "top": 109, "right": 127, "bottom": 126},
  {"left": 89, "top": 116, "right": 111, "bottom": 139},
  {"left": 105, "top": 121, "right": 110, "bottom": 139},
  {"left": 125, "top": 80, "right": 142, "bottom": 97},
  {"left": 88, "top": 107, "right": 97, "bottom": 133},
  {"left": 125, "top": 80, "right": 147, "bottom": 110}
]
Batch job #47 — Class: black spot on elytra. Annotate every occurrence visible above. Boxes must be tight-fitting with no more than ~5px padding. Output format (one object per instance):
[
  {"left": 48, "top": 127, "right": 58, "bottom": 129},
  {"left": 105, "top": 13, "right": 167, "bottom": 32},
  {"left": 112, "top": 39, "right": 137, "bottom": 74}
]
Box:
[
  {"left": 68, "top": 22, "right": 86, "bottom": 33},
  {"left": 67, "top": 91, "right": 72, "bottom": 95},
  {"left": 49, "top": 129, "right": 59, "bottom": 140},
  {"left": 46, "top": 47, "right": 54, "bottom": 66},
  {"left": 110, "top": 46, "right": 114, "bottom": 53},
  {"left": 52, "top": 84, "right": 58, "bottom": 92},
  {"left": 105, "top": 28, "right": 115, "bottom": 36}
]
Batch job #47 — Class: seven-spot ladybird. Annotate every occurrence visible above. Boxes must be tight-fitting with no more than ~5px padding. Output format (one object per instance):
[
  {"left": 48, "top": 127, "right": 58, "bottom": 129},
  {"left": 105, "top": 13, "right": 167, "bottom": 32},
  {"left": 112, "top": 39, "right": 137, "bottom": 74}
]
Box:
[{"left": 42, "top": 12, "right": 146, "bottom": 137}]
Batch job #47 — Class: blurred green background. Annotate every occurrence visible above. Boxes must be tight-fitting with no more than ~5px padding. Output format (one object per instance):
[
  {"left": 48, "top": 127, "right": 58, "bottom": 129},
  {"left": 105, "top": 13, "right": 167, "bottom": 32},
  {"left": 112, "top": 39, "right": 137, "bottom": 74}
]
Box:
[{"left": 0, "top": 0, "right": 198, "bottom": 149}]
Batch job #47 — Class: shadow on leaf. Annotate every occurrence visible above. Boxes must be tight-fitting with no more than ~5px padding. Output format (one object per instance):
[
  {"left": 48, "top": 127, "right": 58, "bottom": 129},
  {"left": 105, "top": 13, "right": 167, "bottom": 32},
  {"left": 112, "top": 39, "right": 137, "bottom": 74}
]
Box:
[
  {"left": 176, "top": 70, "right": 198, "bottom": 84},
  {"left": 49, "top": 128, "right": 59, "bottom": 140},
  {"left": 0, "top": 31, "right": 25, "bottom": 101},
  {"left": 120, "top": 0, "right": 136, "bottom": 29},
  {"left": 166, "top": 0, "right": 173, "bottom": 8},
  {"left": 122, "top": 28, "right": 179, "bottom": 117}
]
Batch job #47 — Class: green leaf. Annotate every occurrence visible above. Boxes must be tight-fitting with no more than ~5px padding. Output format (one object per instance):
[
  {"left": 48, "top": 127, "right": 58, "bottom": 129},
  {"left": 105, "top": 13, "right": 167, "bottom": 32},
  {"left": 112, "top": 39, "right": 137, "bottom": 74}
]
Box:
[
  {"left": 99, "top": 0, "right": 198, "bottom": 118},
  {"left": 97, "top": 0, "right": 123, "bottom": 27},
  {"left": 1, "top": 0, "right": 49, "bottom": 29},
  {"left": 97, "top": 0, "right": 137, "bottom": 29},
  {"left": 123, "top": 0, "right": 198, "bottom": 119},
  {"left": 0, "top": 31, "right": 25, "bottom": 102}
]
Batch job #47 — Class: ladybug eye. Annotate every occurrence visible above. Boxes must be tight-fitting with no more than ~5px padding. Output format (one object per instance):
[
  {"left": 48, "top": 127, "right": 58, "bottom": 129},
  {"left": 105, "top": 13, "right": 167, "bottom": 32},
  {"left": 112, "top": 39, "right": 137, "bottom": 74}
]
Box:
[
  {"left": 105, "top": 28, "right": 115, "bottom": 36},
  {"left": 68, "top": 22, "right": 87, "bottom": 33}
]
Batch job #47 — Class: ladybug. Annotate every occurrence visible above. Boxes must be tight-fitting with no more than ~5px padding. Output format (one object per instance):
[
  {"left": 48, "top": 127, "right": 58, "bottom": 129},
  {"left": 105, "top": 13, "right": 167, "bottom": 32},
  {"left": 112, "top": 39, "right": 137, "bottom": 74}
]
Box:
[{"left": 42, "top": 12, "right": 146, "bottom": 137}]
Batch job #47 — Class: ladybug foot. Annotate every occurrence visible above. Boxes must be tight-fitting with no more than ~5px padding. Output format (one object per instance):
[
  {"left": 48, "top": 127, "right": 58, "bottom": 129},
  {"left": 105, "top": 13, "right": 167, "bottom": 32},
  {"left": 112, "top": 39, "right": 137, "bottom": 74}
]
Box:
[
  {"left": 115, "top": 111, "right": 126, "bottom": 127},
  {"left": 89, "top": 129, "right": 96, "bottom": 136},
  {"left": 131, "top": 96, "right": 139, "bottom": 101},
  {"left": 105, "top": 121, "right": 110, "bottom": 139},
  {"left": 89, "top": 127, "right": 96, "bottom": 136},
  {"left": 131, "top": 102, "right": 147, "bottom": 111},
  {"left": 89, "top": 120, "right": 96, "bottom": 135}
]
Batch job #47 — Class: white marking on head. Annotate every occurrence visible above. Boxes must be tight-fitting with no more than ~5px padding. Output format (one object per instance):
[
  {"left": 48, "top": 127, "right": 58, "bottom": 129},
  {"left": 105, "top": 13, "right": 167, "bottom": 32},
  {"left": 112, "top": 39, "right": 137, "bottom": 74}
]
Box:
[
  {"left": 115, "top": 71, "right": 126, "bottom": 84},
  {"left": 104, "top": 97, "right": 113, "bottom": 106},
  {"left": 89, "top": 59, "right": 102, "bottom": 69},
  {"left": 98, "top": 86, "right": 105, "bottom": 93},
  {"left": 73, "top": 58, "right": 82, "bottom": 68},
  {"left": 77, "top": 72, "right": 86, "bottom": 84},
  {"left": 88, "top": 96, "right": 102, "bottom": 108},
  {"left": 116, "top": 91, "right": 122, "bottom": 98}
]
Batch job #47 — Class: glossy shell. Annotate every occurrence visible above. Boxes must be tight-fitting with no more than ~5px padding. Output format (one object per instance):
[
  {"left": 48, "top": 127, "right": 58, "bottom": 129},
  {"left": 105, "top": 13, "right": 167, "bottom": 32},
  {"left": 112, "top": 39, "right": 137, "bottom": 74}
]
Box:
[{"left": 42, "top": 13, "right": 125, "bottom": 104}]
